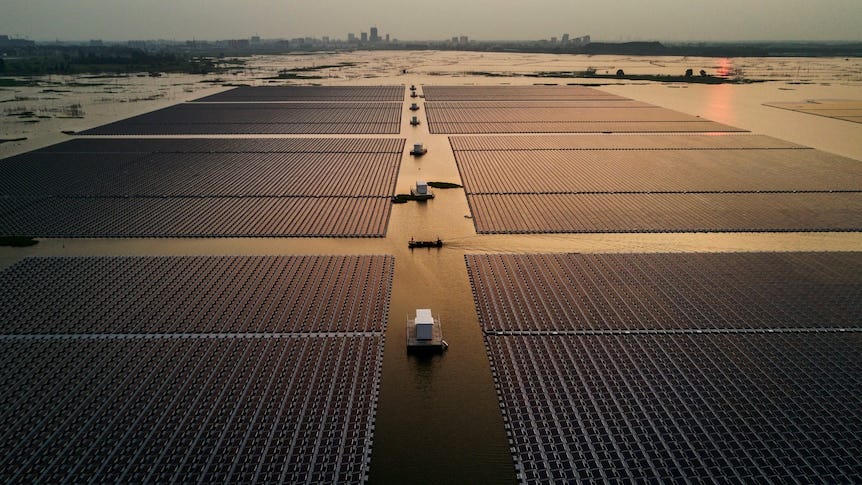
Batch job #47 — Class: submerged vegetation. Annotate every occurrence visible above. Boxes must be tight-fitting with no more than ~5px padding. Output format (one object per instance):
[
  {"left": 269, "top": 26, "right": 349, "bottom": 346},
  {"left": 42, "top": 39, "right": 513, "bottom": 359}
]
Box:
[
  {"left": 266, "top": 62, "right": 359, "bottom": 80},
  {"left": 391, "top": 193, "right": 434, "bottom": 203},
  {"left": 527, "top": 71, "right": 764, "bottom": 84},
  {"left": 0, "top": 45, "right": 235, "bottom": 76},
  {"left": 463, "top": 70, "right": 763, "bottom": 84},
  {"left": 0, "top": 236, "right": 38, "bottom": 247},
  {"left": 0, "top": 78, "right": 40, "bottom": 87},
  {"left": 0, "top": 137, "right": 28, "bottom": 144},
  {"left": 427, "top": 181, "right": 463, "bottom": 189},
  {"left": 3, "top": 103, "right": 84, "bottom": 120}
]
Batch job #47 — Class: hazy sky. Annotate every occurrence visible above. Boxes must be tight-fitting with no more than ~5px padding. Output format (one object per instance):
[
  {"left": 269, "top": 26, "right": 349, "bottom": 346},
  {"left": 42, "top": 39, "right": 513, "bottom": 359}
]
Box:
[{"left": 3, "top": 0, "right": 861, "bottom": 42}]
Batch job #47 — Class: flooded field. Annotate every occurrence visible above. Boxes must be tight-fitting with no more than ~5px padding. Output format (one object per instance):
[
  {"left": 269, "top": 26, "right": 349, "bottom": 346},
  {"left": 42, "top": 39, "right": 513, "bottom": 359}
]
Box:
[{"left": 1, "top": 51, "right": 861, "bottom": 483}]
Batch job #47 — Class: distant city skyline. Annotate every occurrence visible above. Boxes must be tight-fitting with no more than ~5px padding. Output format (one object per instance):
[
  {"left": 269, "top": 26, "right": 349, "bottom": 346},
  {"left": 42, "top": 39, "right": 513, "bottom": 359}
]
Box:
[{"left": 2, "top": 0, "right": 861, "bottom": 42}]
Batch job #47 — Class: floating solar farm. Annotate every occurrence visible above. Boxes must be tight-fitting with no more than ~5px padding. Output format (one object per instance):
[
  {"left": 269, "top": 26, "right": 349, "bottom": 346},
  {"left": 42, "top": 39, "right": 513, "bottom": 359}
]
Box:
[
  {"left": 193, "top": 85, "right": 406, "bottom": 102},
  {"left": 764, "top": 99, "right": 862, "bottom": 124},
  {"left": 0, "top": 137, "right": 403, "bottom": 237},
  {"left": 0, "top": 255, "right": 393, "bottom": 483},
  {"left": 466, "top": 252, "right": 862, "bottom": 483},
  {"left": 81, "top": 86, "right": 405, "bottom": 135},
  {"left": 4, "top": 81, "right": 862, "bottom": 484},
  {"left": 79, "top": 102, "right": 403, "bottom": 135},
  {"left": 0, "top": 255, "right": 393, "bottom": 334},
  {"left": 423, "top": 86, "right": 743, "bottom": 134},
  {"left": 452, "top": 134, "right": 862, "bottom": 233}
]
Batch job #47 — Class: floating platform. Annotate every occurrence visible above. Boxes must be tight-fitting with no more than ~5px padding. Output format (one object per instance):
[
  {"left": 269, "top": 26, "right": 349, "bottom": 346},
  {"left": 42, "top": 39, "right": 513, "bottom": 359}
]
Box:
[
  {"left": 409, "top": 143, "right": 428, "bottom": 156},
  {"left": 406, "top": 309, "right": 447, "bottom": 351}
]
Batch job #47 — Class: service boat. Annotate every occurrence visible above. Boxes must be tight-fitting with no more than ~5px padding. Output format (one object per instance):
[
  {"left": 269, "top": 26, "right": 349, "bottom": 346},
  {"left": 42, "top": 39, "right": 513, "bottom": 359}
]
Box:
[
  {"left": 407, "top": 309, "right": 448, "bottom": 351},
  {"left": 408, "top": 237, "right": 443, "bottom": 249}
]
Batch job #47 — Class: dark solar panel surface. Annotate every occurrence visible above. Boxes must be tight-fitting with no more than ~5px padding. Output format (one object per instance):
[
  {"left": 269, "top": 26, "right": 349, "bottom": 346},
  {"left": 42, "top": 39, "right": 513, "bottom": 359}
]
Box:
[
  {"left": 449, "top": 134, "right": 805, "bottom": 151},
  {"left": 0, "top": 335, "right": 382, "bottom": 484},
  {"left": 79, "top": 102, "right": 402, "bottom": 135},
  {"left": 422, "top": 85, "right": 626, "bottom": 101},
  {"left": 454, "top": 148, "right": 862, "bottom": 194},
  {"left": 428, "top": 104, "right": 716, "bottom": 123},
  {"left": 467, "top": 192, "right": 862, "bottom": 233},
  {"left": 0, "top": 255, "right": 394, "bottom": 334},
  {"left": 0, "top": 196, "right": 393, "bottom": 237},
  {"left": 467, "top": 252, "right": 862, "bottom": 483},
  {"left": 429, "top": 120, "right": 743, "bottom": 134},
  {"left": 193, "top": 85, "right": 405, "bottom": 102},
  {"left": 1, "top": 152, "right": 401, "bottom": 197},
  {"left": 452, "top": 133, "right": 862, "bottom": 233},
  {"left": 0, "top": 255, "right": 392, "bottom": 483},
  {"left": 32, "top": 137, "right": 405, "bottom": 154},
  {"left": 421, "top": 86, "right": 744, "bottom": 134},
  {"left": 486, "top": 332, "right": 862, "bottom": 484},
  {"left": 466, "top": 252, "right": 862, "bottom": 332},
  {"left": 0, "top": 138, "right": 403, "bottom": 237}
]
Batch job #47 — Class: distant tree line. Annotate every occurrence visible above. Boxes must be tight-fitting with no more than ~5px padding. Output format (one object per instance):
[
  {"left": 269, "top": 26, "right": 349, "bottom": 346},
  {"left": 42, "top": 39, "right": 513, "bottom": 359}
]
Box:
[{"left": 0, "top": 45, "right": 223, "bottom": 75}]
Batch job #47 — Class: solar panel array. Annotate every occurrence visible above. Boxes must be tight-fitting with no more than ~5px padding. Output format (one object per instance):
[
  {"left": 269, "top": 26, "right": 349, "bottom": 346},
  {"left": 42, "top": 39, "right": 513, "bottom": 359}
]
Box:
[
  {"left": 466, "top": 252, "right": 862, "bottom": 483},
  {"left": 455, "top": 148, "right": 862, "bottom": 194},
  {"left": 422, "top": 86, "right": 743, "bottom": 134},
  {"left": 0, "top": 138, "right": 403, "bottom": 237},
  {"left": 486, "top": 332, "right": 862, "bottom": 483},
  {"left": 466, "top": 252, "right": 862, "bottom": 332},
  {"left": 422, "top": 86, "right": 627, "bottom": 101},
  {"left": 194, "top": 86, "right": 405, "bottom": 102},
  {"left": 0, "top": 256, "right": 393, "bottom": 334},
  {"left": 467, "top": 192, "right": 862, "bottom": 233},
  {"left": 764, "top": 99, "right": 862, "bottom": 124},
  {"left": 451, "top": 134, "right": 862, "bottom": 233},
  {"left": 0, "top": 255, "right": 393, "bottom": 484},
  {"left": 80, "top": 102, "right": 403, "bottom": 135}
]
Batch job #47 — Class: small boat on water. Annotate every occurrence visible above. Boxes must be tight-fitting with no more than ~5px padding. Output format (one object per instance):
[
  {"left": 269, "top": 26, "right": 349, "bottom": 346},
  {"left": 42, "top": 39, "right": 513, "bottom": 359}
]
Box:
[{"left": 409, "top": 237, "right": 443, "bottom": 249}]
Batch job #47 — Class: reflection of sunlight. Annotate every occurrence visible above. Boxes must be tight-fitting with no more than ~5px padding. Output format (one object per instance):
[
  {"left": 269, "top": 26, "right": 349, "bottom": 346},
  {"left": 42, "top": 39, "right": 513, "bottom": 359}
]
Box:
[
  {"left": 705, "top": 83, "right": 732, "bottom": 124},
  {"left": 716, "top": 57, "right": 733, "bottom": 77}
]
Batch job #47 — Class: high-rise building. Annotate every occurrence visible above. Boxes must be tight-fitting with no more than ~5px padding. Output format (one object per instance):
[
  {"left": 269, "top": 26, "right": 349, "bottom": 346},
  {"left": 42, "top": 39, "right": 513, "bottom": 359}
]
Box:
[
  {"left": 370, "top": 27, "right": 379, "bottom": 42},
  {"left": 459, "top": 35, "right": 469, "bottom": 44},
  {"left": 561, "top": 33, "right": 570, "bottom": 44},
  {"left": 348, "top": 33, "right": 356, "bottom": 42},
  {"left": 361, "top": 32, "right": 368, "bottom": 42}
]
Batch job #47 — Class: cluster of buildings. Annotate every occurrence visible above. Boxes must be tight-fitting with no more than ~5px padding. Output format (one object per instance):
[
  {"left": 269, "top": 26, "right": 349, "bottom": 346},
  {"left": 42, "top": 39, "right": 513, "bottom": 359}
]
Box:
[
  {"left": 554, "top": 34, "right": 591, "bottom": 45},
  {"left": 346, "top": 26, "right": 393, "bottom": 44},
  {"left": 0, "top": 34, "right": 35, "bottom": 49}
]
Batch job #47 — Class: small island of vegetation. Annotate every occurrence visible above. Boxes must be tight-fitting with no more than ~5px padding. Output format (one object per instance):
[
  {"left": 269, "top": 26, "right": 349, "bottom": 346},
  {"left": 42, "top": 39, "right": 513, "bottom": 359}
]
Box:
[
  {"left": 0, "top": 236, "right": 39, "bottom": 247},
  {"left": 427, "top": 182, "right": 463, "bottom": 189}
]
